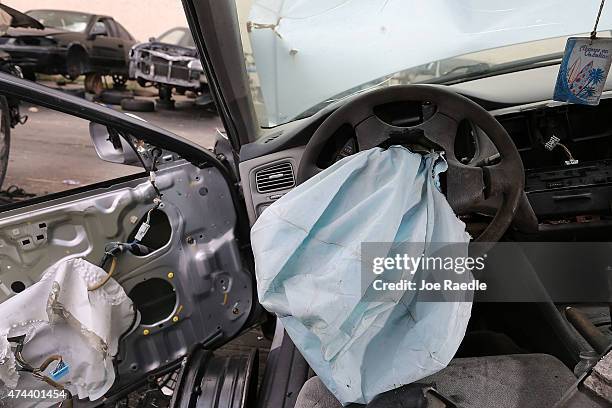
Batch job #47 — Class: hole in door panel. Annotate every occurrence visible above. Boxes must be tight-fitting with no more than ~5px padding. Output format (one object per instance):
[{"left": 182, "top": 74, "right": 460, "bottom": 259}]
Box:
[
  {"left": 128, "top": 278, "right": 176, "bottom": 325},
  {"left": 127, "top": 209, "right": 171, "bottom": 253}
]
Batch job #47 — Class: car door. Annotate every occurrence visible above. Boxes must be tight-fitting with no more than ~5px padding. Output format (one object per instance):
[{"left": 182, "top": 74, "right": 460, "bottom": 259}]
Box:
[
  {"left": 88, "top": 18, "right": 126, "bottom": 71},
  {"left": 0, "top": 73, "right": 257, "bottom": 395}
]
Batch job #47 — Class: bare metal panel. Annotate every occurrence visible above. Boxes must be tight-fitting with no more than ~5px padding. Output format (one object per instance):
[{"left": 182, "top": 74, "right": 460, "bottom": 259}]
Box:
[{"left": 0, "top": 160, "right": 253, "bottom": 389}]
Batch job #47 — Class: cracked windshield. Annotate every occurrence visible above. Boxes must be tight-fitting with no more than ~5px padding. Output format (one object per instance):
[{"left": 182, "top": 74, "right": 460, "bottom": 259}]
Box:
[{"left": 237, "top": 0, "right": 612, "bottom": 127}]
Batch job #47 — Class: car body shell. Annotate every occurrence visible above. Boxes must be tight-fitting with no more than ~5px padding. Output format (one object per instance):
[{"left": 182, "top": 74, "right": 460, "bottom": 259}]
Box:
[
  {"left": 129, "top": 32, "right": 206, "bottom": 91},
  {"left": 0, "top": 10, "right": 136, "bottom": 76}
]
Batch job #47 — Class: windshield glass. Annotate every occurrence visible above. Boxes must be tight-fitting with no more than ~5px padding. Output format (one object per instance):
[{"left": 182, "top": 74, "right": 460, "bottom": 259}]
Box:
[
  {"left": 234, "top": 0, "right": 612, "bottom": 129},
  {"left": 26, "top": 10, "right": 90, "bottom": 32},
  {"left": 158, "top": 28, "right": 195, "bottom": 48}
]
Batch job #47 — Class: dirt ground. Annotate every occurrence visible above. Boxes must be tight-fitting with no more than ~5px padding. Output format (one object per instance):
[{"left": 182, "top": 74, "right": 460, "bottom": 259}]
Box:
[{"left": 3, "top": 84, "right": 223, "bottom": 197}]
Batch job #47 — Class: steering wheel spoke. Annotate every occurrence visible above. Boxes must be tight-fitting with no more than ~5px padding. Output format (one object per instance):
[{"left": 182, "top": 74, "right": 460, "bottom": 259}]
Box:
[
  {"left": 416, "top": 111, "right": 459, "bottom": 157},
  {"left": 354, "top": 116, "right": 396, "bottom": 151},
  {"left": 445, "top": 161, "right": 487, "bottom": 214},
  {"left": 297, "top": 85, "right": 525, "bottom": 243},
  {"left": 482, "top": 162, "right": 513, "bottom": 198}
]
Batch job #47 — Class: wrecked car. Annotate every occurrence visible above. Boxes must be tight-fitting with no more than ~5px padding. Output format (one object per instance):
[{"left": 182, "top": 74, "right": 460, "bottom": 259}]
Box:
[
  {"left": 0, "top": 4, "right": 31, "bottom": 189},
  {"left": 0, "top": 8, "right": 136, "bottom": 83},
  {"left": 0, "top": 0, "right": 611, "bottom": 407},
  {"left": 128, "top": 27, "right": 209, "bottom": 108}
]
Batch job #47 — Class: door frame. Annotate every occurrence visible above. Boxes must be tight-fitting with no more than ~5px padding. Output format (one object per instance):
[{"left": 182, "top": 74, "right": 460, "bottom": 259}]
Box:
[
  {"left": 182, "top": 0, "right": 260, "bottom": 149},
  {"left": 0, "top": 72, "right": 250, "bottom": 239}
]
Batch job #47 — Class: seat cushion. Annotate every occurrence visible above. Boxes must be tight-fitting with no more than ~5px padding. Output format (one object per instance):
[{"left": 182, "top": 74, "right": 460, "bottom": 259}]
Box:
[{"left": 295, "top": 354, "right": 576, "bottom": 408}]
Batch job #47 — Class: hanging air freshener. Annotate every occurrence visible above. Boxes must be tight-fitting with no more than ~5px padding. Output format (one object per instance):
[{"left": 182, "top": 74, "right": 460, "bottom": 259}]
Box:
[{"left": 554, "top": 0, "right": 612, "bottom": 105}]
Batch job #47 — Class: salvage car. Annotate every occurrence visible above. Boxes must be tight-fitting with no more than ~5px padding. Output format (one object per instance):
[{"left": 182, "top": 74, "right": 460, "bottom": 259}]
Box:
[
  {"left": 129, "top": 27, "right": 209, "bottom": 108},
  {"left": 0, "top": 8, "right": 136, "bottom": 83},
  {"left": 0, "top": 0, "right": 611, "bottom": 407},
  {"left": 0, "top": 5, "right": 34, "bottom": 188}
]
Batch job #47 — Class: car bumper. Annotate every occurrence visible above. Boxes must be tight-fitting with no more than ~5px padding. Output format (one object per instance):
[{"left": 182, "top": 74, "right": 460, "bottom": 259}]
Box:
[{"left": 129, "top": 47, "right": 205, "bottom": 89}]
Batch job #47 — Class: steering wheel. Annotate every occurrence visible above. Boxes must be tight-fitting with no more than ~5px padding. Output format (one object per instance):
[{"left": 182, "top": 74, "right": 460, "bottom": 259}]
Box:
[{"left": 296, "top": 85, "right": 525, "bottom": 242}]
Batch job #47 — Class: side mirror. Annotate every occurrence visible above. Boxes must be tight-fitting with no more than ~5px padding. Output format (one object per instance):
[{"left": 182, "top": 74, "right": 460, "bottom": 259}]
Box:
[
  {"left": 89, "top": 122, "right": 142, "bottom": 166},
  {"left": 88, "top": 24, "right": 106, "bottom": 40}
]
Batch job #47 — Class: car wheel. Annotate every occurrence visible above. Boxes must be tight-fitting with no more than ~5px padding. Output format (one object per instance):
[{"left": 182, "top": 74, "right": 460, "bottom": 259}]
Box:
[
  {"left": 0, "top": 97, "right": 11, "bottom": 190},
  {"left": 99, "top": 90, "right": 134, "bottom": 105},
  {"left": 66, "top": 47, "right": 89, "bottom": 79},
  {"left": 61, "top": 73, "right": 79, "bottom": 82},
  {"left": 121, "top": 98, "right": 155, "bottom": 112},
  {"left": 112, "top": 74, "right": 128, "bottom": 89}
]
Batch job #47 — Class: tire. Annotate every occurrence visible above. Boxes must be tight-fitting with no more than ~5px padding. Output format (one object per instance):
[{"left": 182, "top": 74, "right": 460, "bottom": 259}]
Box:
[
  {"left": 0, "top": 97, "right": 11, "bottom": 190},
  {"left": 65, "top": 46, "right": 89, "bottom": 79},
  {"left": 100, "top": 90, "right": 133, "bottom": 105},
  {"left": 121, "top": 98, "right": 155, "bottom": 112}
]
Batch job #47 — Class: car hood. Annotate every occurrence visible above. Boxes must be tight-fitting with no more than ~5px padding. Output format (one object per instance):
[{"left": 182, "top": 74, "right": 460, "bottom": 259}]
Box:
[
  {"left": 4, "top": 27, "right": 67, "bottom": 37},
  {"left": 133, "top": 41, "right": 198, "bottom": 58},
  {"left": 247, "top": 0, "right": 612, "bottom": 126},
  {"left": 0, "top": 4, "right": 44, "bottom": 32}
]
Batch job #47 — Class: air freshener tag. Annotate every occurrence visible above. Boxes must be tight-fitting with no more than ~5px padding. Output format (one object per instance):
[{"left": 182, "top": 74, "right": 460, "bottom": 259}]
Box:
[{"left": 554, "top": 37, "right": 612, "bottom": 105}]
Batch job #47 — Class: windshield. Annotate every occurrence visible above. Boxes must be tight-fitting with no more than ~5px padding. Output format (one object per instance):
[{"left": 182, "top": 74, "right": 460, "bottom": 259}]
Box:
[
  {"left": 157, "top": 27, "right": 195, "bottom": 48},
  {"left": 234, "top": 0, "right": 612, "bottom": 129},
  {"left": 26, "top": 10, "right": 90, "bottom": 32}
]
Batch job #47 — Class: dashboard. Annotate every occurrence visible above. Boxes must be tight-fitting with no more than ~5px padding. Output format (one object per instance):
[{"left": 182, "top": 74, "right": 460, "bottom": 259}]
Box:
[{"left": 238, "top": 77, "right": 612, "bottom": 239}]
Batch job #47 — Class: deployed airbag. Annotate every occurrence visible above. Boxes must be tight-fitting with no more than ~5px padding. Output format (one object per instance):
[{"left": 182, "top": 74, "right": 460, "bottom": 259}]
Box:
[
  {"left": 252, "top": 146, "right": 472, "bottom": 405},
  {"left": 0, "top": 258, "right": 135, "bottom": 406}
]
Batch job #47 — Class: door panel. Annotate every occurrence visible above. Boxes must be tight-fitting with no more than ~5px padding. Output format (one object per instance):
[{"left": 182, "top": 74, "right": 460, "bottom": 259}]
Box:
[
  {"left": 89, "top": 19, "right": 125, "bottom": 70},
  {"left": 0, "top": 158, "right": 254, "bottom": 389}
]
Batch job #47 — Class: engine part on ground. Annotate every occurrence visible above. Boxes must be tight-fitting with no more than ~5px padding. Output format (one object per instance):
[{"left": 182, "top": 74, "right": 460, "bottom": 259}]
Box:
[
  {"left": 121, "top": 98, "right": 155, "bottom": 112},
  {"left": 171, "top": 347, "right": 258, "bottom": 408},
  {"left": 565, "top": 307, "right": 610, "bottom": 354},
  {"left": 100, "top": 90, "right": 134, "bottom": 106}
]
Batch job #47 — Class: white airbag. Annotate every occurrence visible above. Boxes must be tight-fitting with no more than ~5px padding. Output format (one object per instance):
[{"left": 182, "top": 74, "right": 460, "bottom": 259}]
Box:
[{"left": 0, "top": 258, "right": 134, "bottom": 405}]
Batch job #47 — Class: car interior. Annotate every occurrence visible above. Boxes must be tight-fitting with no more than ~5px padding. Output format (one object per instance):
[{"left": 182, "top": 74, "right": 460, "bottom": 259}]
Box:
[
  {"left": 0, "top": 0, "right": 611, "bottom": 407},
  {"left": 237, "top": 71, "right": 612, "bottom": 408}
]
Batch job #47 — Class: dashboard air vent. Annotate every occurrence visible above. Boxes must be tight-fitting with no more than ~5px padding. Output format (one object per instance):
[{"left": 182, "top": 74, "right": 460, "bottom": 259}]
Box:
[{"left": 255, "top": 161, "right": 295, "bottom": 193}]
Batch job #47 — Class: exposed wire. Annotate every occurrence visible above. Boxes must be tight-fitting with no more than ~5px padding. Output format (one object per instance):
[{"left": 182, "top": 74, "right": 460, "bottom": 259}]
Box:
[
  {"left": 88, "top": 257, "right": 118, "bottom": 291},
  {"left": 557, "top": 143, "right": 575, "bottom": 162},
  {"left": 10, "top": 337, "right": 73, "bottom": 405}
]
